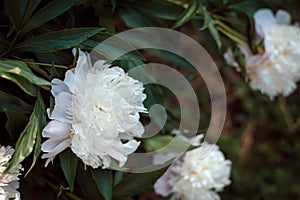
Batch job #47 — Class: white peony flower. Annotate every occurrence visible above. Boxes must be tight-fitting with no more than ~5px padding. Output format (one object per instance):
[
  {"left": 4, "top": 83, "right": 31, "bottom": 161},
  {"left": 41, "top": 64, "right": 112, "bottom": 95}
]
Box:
[
  {"left": 154, "top": 143, "right": 231, "bottom": 200},
  {"left": 0, "top": 146, "right": 22, "bottom": 200},
  {"left": 41, "top": 49, "right": 147, "bottom": 169},
  {"left": 231, "top": 9, "right": 300, "bottom": 99}
]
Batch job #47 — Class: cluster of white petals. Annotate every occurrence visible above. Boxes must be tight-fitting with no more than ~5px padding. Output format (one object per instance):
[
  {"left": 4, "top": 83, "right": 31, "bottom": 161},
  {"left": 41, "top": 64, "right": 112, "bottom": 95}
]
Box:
[
  {"left": 154, "top": 143, "right": 231, "bottom": 200},
  {"left": 225, "top": 9, "right": 300, "bottom": 99},
  {"left": 0, "top": 146, "right": 22, "bottom": 200},
  {"left": 41, "top": 49, "right": 147, "bottom": 168}
]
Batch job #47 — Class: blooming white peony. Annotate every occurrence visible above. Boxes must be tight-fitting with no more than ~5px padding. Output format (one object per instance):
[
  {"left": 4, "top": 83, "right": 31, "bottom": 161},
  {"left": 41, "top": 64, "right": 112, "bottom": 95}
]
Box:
[
  {"left": 225, "top": 9, "right": 300, "bottom": 99},
  {"left": 0, "top": 146, "right": 22, "bottom": 200},
  {"left": 41, "top": 49, "right": 147, "bottom": 168},
  {"left": 154, "top": 143, "right": 231, "bottom": 200}
]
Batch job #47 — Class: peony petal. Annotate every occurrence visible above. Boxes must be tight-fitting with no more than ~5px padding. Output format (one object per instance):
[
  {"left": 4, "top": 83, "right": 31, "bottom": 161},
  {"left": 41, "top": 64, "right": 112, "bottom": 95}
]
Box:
[
  {"left": 41, "top": 138, "right": 71, "bottom": 158},
  {"left": 254, "top": 9, "right": 276, "bottom": 38},
  {"left": 42, "top": 120, "right": 71, "bottom": 139},
  {"left": 275, "top": 9, "right": 291, "bottom": 25},
  {"left": 223, "top": 47, "right": 241, "bottom": 71},
  {"left": 50, "top": 92, "right": 72, "bottom": 122},
  {"left": 64, "top": 70, "right": 76, "bottom": 93},
  {"left": 238, "top": 44, "right": 253, "bottom": 60},
  {"left": 51, "top": 78, "right": 69, "bottom": 97},
  {"left": 153, "top": 168, "right": 173, "bottom": 197},
  {"left": 126, "top": 122, "right": 144, "bottom": 137},
  {"left": 74, "top": 49, "right": 91, "bottom": 83}
]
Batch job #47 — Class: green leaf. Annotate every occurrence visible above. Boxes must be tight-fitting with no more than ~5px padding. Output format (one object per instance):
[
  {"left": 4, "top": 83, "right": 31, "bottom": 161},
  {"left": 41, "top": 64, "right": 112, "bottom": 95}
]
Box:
[
  {"left": 5, "top": 92, "right": 45, "bottom": 173},
  {"left": 4, "top": 0, "right": 41, "bottom": 29},
  {"left": 118, "top": 8, "right": 153, "bottom": 28},
  {"left": 79, "top": 35, "right": 144, "bottom": 61},
  {"left": 172, "top": 1, "right": 201, "bottom": 29},
  {"left": 25, "top": 116, "right": 42, "bottom": 177},
  {"left": 143, "top": 135, "right": 193, "bottom": 153},
  {"left": 0, "top": 90, "right": 33, "bottom": 113},
  {"left": 90, "top": 169, "right": 113, "bottom": 200},
  {"left": 16, "top": 28, "right": 103, "bottom": 53},
  {"left": 146, "top": 49, "right": 196, "bottom": 72},
  {"left": 208, "top": 21, "right": 222, "bottom": 49},
  {"left": 199, "top": 6, "right": 222, "bottom": 49},
  {"left": 77, "top": 163, "right": 102, "bottom": 199},
  {"left": 0, "top": 73, "right": 38, "bottom": 96},
  {"left": 0, "top": 60, "right": 51, "bottom": 86},
  {"left": 133, "top": 0, "right": 183, "bottom": 21},
  {"left": 113, "top": 168, "right": 167, "bottom": 198},
  {"left": 229, "top": 0, "right": 266, "bottom": 17},
  {"left": 23, "top": 0, "right": 87, "bottom": 33},
  {"left": 59, "top": 150, "right": 78, "bottom": 192}
]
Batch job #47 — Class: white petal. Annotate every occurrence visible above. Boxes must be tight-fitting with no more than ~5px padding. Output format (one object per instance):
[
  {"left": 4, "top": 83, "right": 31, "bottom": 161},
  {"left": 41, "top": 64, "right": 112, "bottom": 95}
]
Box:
[
  {"left": 254, "top": 9, "right": 276, "bottom": 37},
  {"left": 275, "top": 9, "right": 291, "bottom": 25},
  {"left": 42, "top": 120, "right": 71, "bottom": 139},
  {"left": 50, "top": 92, "right": 72, "bottom": 122},
  {"left": 74, "top": 50, "right": 91, "bottom": 81},
  {"left": 154, "top": 168, "right": 173, "bottom": 197},
  {"left": 51, "top": 78, "right": 69, "bottom": 97},
  {"left": 64, "top": 70, "right": 76, "bottom": 93},
  {"left": 41, "top": 138, "right": 70, "bottom": 153},
  {"left": 127, "top": 122, "right": 144, "bottom": 137}
]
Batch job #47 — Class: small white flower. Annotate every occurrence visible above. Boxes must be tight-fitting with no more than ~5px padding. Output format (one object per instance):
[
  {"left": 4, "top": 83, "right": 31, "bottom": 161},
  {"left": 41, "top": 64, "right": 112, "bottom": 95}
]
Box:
[
  {"left": 41, "top": 49, "right": 147, "bottom": 169},
  {"left": 0, "top": 146, "right": 22, "bottom": 200},
  {"left": 154, "top": 143, "right": 231, "bottom": 200},
  {"left": 234, "top": 9, "right": 300, "bottom": 99}
]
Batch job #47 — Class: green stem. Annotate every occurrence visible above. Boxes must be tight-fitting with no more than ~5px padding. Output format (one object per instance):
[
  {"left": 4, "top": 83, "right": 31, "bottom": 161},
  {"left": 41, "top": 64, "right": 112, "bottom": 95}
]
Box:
[
  {"left": 216, "top": 20, "right": 247, "bottom": 42},
  {"left": 0, "top": 31, "right": 20, "bottom": 58},
  {"left": 213, "top": 14, "right": 242, "bottom": 24},
  {"left": 217, "top": 26, "right": 247, "bottom": 46},
  {"left": 23, "top": 61, "right": 70, "bottom": 69}
]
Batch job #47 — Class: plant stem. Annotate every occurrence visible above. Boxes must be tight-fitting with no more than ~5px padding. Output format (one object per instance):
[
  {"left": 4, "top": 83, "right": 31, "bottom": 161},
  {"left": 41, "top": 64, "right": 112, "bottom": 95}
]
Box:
[
  {"left": 23, "top": 61, "right": 70, "bottom": 69},
  {"left": 0, "top": 31, "right": 20, "bottom": 58},
  {"left": 217, "top": 26, "right": 247, "bottom": 46}
]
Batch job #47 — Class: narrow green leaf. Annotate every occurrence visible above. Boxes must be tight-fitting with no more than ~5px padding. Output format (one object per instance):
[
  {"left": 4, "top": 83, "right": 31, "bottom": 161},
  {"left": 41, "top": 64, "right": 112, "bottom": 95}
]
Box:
[
  {"left": 113, "top": 171, "right": 123, "bottom": 186},
  {"left": 0, "top": 90, "right": 33, "bottom": 113},
  {"left": 25, "top": 120, "right": 42, "bottom": 177},
  {"left": 172, "top": 1, "right": 201, "bottom": 29},
  {"left": 143, "top": 135, "right": 193, "bottom": 153},
  {"left": 0, "top": 60, "right": 51, "bottom": 86},
  {"left": 133, "top": 0, "right": 183, "bottom": 21},
  {"left": 147, "top": 49, "right": 196, "bottom": 72},
  {"left": 23, "top": 0, "right": 87, "bottom": 33},
  {"left": 90, "top": 169, "right": 113, "bottom": 200},
  {"left": 0, "top": 73, "right": 38, "bottom": 96},
  {"left": 208, "top": 22, "right": 222, "bottom": 49},
  {"left": 198, "top": 6, "right": 222, "bottom": 49},
  {"left": 113, "top": 168, "right": 167, "bottom": 198},
  {"left": 4, "top": 0, "right": 27, "bottom": 28},
  {"left": 16, "top": 28, "right": 103, "bottom": 53},
  {"left": 4, "top": 0, "right": 41, "bottom": 29},
  {"left": 59, "top": 150, "right": 78, "bottom": 192},
  {"left": 119, "top": 8, "right": 153, "bottom": 28},
  {"left": 229, "top": 0, "right": 266, "bottom": 17},
  {"left": 5, "top": 92, "right": 45, "bottom": 173}
]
